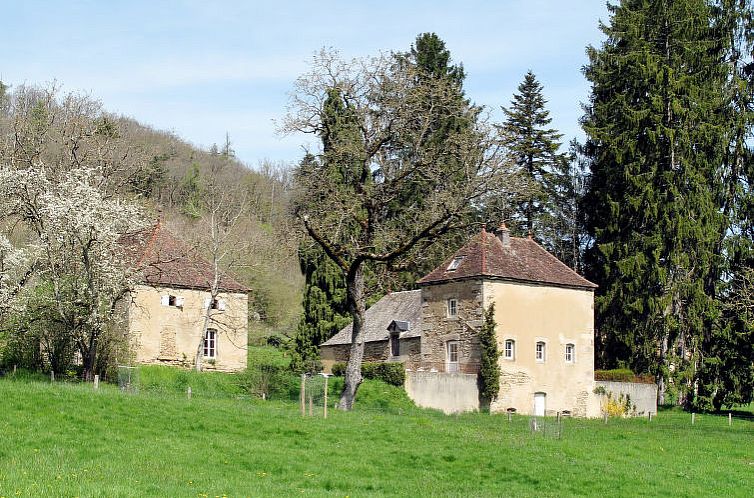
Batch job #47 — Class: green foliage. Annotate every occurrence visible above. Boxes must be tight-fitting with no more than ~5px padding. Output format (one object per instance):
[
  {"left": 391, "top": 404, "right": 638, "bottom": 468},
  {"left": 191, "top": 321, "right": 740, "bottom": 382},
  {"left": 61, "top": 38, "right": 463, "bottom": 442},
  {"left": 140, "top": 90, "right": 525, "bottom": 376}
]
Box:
[
  {"left": 580, "top": 0, "right": 754, "bottom": 409},
  {"left": 478, "top": 303, "right": 500, "bottom": 409},
  {"left": 594, "top": 369, "right": 654, "bottom": 384},
  {"left": 331, "top": 361, "right": 406, "bottom": 387}
]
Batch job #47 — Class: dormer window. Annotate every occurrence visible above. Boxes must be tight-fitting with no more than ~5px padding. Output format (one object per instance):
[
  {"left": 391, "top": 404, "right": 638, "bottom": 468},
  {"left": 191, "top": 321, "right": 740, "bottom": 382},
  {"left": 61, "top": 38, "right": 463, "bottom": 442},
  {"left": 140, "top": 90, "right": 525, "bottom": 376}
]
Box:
[{"left": 447, "top": 256, "right": 464, "bottom": 271}]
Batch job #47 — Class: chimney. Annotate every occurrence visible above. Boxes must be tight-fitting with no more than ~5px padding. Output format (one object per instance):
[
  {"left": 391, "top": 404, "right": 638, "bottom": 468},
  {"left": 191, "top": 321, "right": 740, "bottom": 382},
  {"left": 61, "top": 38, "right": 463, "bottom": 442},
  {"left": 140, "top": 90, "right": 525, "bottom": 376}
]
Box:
[{"left": 497, "top": 222, "right": 510, "bottom": 248}]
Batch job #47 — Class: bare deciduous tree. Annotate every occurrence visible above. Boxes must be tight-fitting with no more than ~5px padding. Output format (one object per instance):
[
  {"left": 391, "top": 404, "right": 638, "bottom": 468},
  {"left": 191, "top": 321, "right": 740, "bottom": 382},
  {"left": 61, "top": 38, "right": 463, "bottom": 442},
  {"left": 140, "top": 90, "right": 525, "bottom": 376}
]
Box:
[{"left": 284, "top": 50, "right": 518, "bottom": 409}]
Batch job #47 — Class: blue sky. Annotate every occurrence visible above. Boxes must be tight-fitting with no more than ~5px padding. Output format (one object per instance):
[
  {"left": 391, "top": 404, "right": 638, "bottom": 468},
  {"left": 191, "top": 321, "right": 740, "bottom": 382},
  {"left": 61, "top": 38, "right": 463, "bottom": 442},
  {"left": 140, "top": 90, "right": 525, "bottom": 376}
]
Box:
[{"left": 2, "top": 1, "right": 610, "bottom": 168}]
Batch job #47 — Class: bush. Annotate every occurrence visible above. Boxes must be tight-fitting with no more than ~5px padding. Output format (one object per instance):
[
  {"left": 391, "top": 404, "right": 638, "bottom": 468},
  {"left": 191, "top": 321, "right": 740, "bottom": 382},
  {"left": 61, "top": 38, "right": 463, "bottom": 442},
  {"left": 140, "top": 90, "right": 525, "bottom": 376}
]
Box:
[
  {"left": 595, "top": 368, "right": 654, "bottom": 384},
  {"left": 330, "top": 361, "right": 405, "bottom": 387}
]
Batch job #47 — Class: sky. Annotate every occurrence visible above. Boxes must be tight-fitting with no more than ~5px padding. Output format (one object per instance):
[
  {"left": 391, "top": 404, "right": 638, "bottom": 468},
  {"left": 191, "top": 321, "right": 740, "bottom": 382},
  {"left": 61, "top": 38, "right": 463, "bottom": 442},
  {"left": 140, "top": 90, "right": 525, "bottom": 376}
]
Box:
[{"left": 2, "top": 1, "right": 611, "bottom": 169}]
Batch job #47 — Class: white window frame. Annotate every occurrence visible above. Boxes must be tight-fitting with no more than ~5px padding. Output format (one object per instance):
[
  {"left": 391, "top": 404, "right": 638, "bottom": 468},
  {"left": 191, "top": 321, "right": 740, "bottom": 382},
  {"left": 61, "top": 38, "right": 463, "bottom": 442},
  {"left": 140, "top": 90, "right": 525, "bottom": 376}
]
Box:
[
  {"left": 203, "top": 328, "right": 217, "bottom": 359},
  {"left": 504, "top": 339, "right": 515, "bottom": 360},
  {"left": 446, "top": 340, "right": 459, "bottom": 372},
  {"left": 565, "top": 343, "right": 575, "bottom": 363},
  {"left": 535, "top": 341, "right": 546, "bottom": 363},
  {"left": 447, "top": 298, "right": 458, "bottom": 318},
  {"left": 446, "top": 256, "right": 464, "bottom": 271}
]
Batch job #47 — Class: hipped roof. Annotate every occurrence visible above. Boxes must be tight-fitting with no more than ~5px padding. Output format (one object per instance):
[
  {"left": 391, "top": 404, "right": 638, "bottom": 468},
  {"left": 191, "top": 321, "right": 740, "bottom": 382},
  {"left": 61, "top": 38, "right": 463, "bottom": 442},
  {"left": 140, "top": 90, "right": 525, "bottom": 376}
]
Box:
[
  {"left": 417, "top": 229, "right": 597, "bottom": 290},
  {"left": 120, "top": 222, "right": 250, "bottom": 294}
]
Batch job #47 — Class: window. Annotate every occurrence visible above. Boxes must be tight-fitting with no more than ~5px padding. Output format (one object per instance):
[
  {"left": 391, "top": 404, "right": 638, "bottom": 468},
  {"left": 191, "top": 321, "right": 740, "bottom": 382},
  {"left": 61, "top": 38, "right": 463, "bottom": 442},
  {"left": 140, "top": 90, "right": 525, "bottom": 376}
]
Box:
[
  {"left": 446, "top": 340, "right": 459, "bottom": 372},
  {"left": 447, "top": 256, "right": 464, "bottom": 271},
  {"left": 205, "top": 298, "right": 226, "bottom": 311},
  {"left": 504, "top": 339, "right": 515, "bottom": 360},
  {"left": 565, "top": 343, "right": 575, "bottom": 363},
  {"left": 162, "top": 295, "right": 184, "bottom": 307},
  {"left": 447, "top": 298, "right": 458, "bottom": 317},
  {"left": 203, "top": 329, "right": 217, "bottom": 359},
  {"left": 535, "top": 341, "right": 546, "bottom": 362}
]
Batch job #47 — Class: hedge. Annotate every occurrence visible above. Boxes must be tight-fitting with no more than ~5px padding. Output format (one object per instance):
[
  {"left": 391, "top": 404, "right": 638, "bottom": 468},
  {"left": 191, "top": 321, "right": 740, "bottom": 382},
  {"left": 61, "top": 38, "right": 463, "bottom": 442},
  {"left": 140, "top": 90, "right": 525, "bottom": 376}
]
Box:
[
  {"left": 330, "top": 361, "right": 406, "bottom": 387},
  {"left": 595, "top": 368, "right": 654, "bottom": 384}
]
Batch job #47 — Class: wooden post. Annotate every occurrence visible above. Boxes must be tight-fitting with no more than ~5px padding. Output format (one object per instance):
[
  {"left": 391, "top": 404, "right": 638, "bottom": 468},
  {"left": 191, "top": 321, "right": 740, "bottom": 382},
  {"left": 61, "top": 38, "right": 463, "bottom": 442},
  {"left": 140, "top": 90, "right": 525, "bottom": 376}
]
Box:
[
  {"left": 300, "top": 374, "right": 306, "bottom": 416},
  {"left": 728, "top": 412, "right": 732, "bottom": 427},
  {"left": 309, "top": 394, "right": 313, "bottom": 416},
  {"left": 50, "top": 371, "right": 55, "bottom": 383},
  {"left": 93, "top": 375, "right": 99, "bottom": 390},
  {"left": 507, "top": 411, "right": 512, "bottom": 422},
  {"left": 691, "top": 412, "right": 695, "bottom": 425},
  {"left": 557, "top": 411, "right": 561, "bottom": 424},
  {"left": 13, "top": 365, "right": 16, "bottom": 375},
  {"left": 323, "top": 376, "right": 328, "bottom": 419},
  {"left": 603, "top": 412, "right": 608, "bottom": 424},
  {"left": 187, "top": 386, "right": 192, "bottom": 400},
  {"left": 648, "top": 412, "right": 652, "bottom": 422}
]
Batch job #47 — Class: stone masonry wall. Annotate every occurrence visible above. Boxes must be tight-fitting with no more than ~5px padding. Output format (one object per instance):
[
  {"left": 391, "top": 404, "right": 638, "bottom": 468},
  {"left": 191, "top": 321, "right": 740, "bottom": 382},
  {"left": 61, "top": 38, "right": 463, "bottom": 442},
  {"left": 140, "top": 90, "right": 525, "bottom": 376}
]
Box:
[{"left": 420, "top": 280, "right": 484, "bottom": 373}]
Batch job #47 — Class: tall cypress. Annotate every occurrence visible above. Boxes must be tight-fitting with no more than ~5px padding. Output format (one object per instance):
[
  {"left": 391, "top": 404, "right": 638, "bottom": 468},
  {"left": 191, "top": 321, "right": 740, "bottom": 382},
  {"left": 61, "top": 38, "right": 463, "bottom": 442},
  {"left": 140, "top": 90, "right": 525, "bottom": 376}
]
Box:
[{"left": 581, "top": 0, "right": 729, "bottom": 406}]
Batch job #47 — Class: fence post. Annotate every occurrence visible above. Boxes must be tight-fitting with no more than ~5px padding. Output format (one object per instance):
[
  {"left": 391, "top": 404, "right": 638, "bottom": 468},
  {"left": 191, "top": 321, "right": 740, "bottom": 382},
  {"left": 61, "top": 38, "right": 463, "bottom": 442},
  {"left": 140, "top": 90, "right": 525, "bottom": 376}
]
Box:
[
  {"left": 187, "top": 386, "right": 192, "bottom": 400},
  {"left": 50, "top": 371, "right": 55, "bottom": 383},
  {"left": 300, "top": 374, "right": 306, "bottom": 417},
  {"left": 691, "top": 412, "right": 695, "bottom": 425},
  {"left": 728, "top": 412, "right": 732, "bottom": 427},
  {"left": 309, "top": 394, "right": 313, "bottom": 416},
  {"left": 93, "top": 374, "right": 99, "bottom": 390},
  {"left": 507, "top": 411, "right": 512, "bottom": 422},
  {"left": 603, "top": 412, "right": 608, "bottom": 424},
  {"left": 13, "top": 365, "right": 16, "bottom": 375},
  {"left": 323, "top": 375, "right": 328, "bottom": 419},
  {"left": 648, "top": 412, "right": 652, "bottom": 422}
]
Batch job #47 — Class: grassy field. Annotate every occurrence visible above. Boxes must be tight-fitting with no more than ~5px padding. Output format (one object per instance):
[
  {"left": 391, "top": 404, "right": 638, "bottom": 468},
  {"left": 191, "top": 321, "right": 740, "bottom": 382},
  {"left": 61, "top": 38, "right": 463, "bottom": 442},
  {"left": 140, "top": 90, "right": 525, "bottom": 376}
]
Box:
[{"left": 0, "top": 377, "right": 752, "bottom": 497}]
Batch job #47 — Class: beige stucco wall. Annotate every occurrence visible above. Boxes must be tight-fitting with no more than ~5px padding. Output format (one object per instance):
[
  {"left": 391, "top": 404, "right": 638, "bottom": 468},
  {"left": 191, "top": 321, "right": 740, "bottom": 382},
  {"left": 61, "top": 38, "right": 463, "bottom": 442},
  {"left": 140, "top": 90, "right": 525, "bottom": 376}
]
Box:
[
  {"left": 405, "top": 371, "right": 480, "bottom": 414},
  {"left": 128, "top": 284, "right": 248, "bottom": 372},
  {"left": 483, "top": 280, "right": 600, "bottom": 417}
]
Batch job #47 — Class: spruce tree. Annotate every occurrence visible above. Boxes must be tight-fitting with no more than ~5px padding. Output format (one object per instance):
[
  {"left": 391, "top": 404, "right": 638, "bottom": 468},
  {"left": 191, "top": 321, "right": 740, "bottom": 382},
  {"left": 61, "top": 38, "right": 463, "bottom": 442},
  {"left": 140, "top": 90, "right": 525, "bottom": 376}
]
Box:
[
  {"left": 499, "top": 71, "right": 567, "bottom": 238},
  {"left": 581, "top": 0, "right": 731, "bottom": 406}
]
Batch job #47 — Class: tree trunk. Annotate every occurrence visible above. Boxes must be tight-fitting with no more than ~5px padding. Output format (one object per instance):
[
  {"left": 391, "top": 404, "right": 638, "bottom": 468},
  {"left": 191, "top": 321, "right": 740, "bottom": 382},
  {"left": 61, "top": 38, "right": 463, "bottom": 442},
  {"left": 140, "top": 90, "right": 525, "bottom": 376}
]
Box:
[
  {"left": 83, "top": 329, "right": 99, "bottom": 382},
  {"left": 338, "top": 264, "right": 366, "bottom": 410}
]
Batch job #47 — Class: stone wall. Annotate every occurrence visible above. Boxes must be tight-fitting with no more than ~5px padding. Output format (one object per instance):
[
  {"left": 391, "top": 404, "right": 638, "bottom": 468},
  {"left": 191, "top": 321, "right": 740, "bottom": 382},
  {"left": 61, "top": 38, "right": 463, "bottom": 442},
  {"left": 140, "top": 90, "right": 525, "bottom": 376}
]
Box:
[
  {"left": 595, "top": 381, "right": 658, "bottom": 416},
  {"left": 405, "top": 371, "right": 479, "bottom": 414},
  {"left": 420, "top": 280, "right": 484, "bottom": 373},
  {"left": 320, "top": 337, "right": 420, "bottom": 373},
  {"left": 128, "top": 284, "right": 248, "bottom": 372}
]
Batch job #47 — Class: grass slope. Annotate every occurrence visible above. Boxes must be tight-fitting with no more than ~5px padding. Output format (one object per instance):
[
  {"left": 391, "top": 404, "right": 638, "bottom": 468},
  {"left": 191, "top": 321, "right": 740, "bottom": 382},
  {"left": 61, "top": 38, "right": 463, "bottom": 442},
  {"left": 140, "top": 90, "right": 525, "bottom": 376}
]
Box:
[{"left": 0, "top": 379, "right": 752, "bottom": 497}]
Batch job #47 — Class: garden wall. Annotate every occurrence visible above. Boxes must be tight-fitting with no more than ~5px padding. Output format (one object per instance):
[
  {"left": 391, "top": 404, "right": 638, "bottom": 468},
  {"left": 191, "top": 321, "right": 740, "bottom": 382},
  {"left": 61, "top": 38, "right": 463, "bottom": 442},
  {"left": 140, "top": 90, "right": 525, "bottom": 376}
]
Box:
[
  {"left": 595, "top": 380, "right": 657, "bottom": 415},
  {"left": 405, "top": 371, "right": 479, "bottom": 414}
]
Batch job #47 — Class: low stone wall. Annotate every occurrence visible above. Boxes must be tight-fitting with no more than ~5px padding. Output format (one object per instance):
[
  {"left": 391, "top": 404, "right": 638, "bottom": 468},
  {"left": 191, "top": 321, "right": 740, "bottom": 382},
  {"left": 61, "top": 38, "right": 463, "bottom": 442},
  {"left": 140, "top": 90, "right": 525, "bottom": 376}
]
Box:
[
  {"left": 595, "top": 380, "right": 657, "bottom": 415},
  {"left": 405, "top": 371, "right": 479, "bottom": 414}
]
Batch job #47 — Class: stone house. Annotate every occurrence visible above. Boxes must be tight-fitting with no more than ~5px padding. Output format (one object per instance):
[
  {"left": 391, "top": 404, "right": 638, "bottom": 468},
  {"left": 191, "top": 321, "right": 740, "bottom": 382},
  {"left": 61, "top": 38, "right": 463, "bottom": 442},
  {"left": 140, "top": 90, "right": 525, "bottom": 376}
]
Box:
[
  {"left": 320, "top": 290, "right": 422, "bottom": 371},
  {"left": 121, "top": 222, "right": 249, "bottom": 372},
  {"left": 321, "top": 224, "right": 602, "bottom": 417}
]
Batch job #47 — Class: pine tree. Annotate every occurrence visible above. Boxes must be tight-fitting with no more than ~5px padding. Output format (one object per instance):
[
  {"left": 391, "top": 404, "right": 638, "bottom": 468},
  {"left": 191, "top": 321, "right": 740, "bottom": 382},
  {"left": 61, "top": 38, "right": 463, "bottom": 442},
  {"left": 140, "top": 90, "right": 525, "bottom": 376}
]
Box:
[
  {"left": 581, "top": 0, "right": 731, "bottom": 407},
  {"left": 499, "top": 71, "right": 568, "bottom": 238}
]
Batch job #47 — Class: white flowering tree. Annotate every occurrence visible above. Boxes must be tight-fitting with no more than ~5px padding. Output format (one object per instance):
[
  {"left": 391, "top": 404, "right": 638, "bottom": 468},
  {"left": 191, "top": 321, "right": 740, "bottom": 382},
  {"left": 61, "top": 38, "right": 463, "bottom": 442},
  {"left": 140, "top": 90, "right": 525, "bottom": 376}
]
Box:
[{"left": 0, "top": 85, "right": 149, "bottom": 378}]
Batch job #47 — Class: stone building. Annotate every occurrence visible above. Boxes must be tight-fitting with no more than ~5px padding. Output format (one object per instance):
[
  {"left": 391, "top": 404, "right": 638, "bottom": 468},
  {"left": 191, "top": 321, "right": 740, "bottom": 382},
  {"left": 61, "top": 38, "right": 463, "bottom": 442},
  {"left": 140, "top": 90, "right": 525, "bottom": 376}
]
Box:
[
  {"left": 121, "top": 222, "right": 249, "bottom": 372},
  {"left": 320, "top": 290, "right": 422, "bottom": 371},
  {"left": 321, "top": 225, "right": 602, "bottom": 417}
]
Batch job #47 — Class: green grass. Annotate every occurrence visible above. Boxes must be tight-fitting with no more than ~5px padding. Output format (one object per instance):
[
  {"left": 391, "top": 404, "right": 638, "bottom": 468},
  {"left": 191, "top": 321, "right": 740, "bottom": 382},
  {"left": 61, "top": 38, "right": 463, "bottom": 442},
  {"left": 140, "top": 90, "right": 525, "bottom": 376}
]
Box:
[{"left": 0, "top": 379, "right": 752, "bottom": 497}]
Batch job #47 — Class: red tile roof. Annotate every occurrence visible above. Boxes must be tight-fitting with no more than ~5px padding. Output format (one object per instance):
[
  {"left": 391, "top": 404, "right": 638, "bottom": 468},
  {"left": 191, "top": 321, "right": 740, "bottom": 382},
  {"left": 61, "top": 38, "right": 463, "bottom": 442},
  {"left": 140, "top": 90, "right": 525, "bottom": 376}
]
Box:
[
  {"left": 120, "top": 222, "right": 250, "bottom": 293},
  {"left": 417, "top": 228, "right": 597, "bottom": 289}
]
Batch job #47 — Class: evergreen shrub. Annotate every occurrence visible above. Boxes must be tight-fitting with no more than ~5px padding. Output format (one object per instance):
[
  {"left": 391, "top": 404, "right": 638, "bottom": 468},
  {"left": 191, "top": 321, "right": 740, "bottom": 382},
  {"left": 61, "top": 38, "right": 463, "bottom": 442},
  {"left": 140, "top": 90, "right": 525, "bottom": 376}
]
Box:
[{"left": 330, "top": 361, "right": 405, "bottom": 386}]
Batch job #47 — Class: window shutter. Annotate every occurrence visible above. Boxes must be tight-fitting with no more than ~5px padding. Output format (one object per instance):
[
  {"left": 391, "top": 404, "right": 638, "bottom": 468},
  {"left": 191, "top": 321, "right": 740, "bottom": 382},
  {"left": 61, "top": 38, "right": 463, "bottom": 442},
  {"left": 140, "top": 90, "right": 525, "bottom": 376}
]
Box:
[
  {"left": 204, "top": 298, "right": 211, "bottom": 309},
  {"left": 176, "top": 296, "right": 185, "bottom": 307},
  {"left": 160, "top": 295, "right": 169, "bottom": 306},
  {"left": 218, "top": 299, "right": 226, "bottom": 311}
]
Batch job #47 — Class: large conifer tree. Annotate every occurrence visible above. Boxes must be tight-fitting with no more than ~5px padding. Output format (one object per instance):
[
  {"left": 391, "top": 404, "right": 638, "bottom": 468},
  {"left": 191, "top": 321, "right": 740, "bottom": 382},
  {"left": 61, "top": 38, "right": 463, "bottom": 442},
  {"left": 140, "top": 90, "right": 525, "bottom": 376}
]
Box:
[{"left": 581, "top": 0, "right": 731, "bottom": 406}]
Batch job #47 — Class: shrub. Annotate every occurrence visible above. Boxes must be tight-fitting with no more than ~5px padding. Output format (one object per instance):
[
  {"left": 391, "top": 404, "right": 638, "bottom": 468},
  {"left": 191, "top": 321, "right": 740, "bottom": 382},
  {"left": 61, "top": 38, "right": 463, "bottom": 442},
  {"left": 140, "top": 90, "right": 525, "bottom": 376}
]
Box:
[
  {"left": 330, "top": 361, "right": 405, "bottom": 387},
  {"left": 595, "top": 368, "right": 654, "bottom": 384}
]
